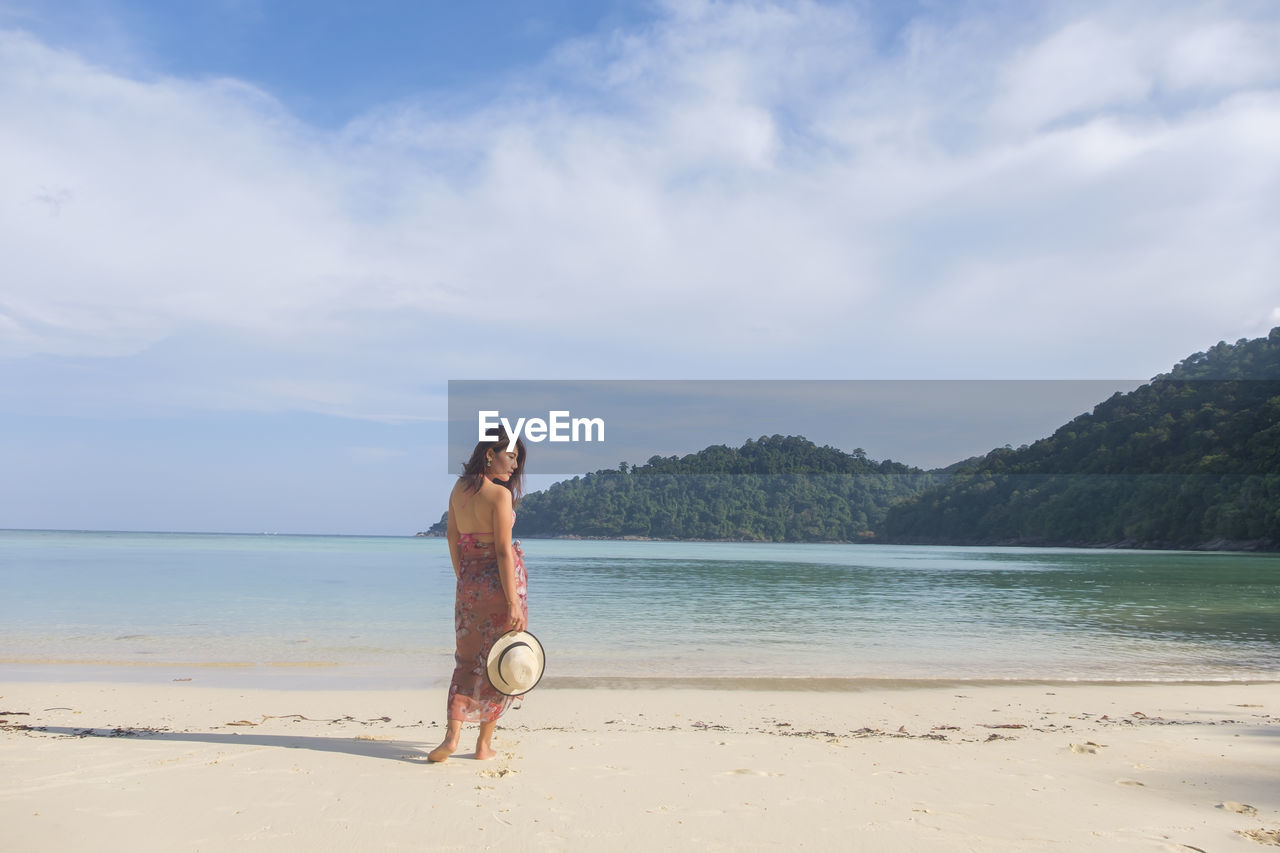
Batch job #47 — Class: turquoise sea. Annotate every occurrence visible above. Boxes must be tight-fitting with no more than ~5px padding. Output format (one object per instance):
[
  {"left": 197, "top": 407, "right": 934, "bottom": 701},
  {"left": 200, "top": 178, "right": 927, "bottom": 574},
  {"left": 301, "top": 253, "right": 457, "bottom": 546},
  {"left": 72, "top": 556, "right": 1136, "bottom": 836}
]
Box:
[{"left": 1, "top": 529, "right": 1278, "bottom": 689}]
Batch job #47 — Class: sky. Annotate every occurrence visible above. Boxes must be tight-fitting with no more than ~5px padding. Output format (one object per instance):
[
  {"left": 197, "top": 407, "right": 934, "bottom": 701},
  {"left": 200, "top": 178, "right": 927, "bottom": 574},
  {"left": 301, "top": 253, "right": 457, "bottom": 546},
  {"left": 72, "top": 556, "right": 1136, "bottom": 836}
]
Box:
[{"left": 2, "top": 0, "right": 1278, "bottom": 534}]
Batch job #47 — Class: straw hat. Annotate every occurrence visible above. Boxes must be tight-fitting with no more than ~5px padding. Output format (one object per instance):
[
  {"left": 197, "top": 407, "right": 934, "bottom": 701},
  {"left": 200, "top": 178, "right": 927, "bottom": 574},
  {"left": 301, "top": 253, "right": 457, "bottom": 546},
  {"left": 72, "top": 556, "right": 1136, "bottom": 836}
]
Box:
[{"left": 486, "top": 631, "right": 546, "bottom": 695}]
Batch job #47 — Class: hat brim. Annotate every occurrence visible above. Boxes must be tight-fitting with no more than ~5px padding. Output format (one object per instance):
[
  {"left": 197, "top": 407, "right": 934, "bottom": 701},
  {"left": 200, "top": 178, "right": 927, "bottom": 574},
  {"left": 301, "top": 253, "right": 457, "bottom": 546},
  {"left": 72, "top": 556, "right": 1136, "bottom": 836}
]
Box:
[{"left": 486, "top": 630, "right": 546, "bottom": 696}]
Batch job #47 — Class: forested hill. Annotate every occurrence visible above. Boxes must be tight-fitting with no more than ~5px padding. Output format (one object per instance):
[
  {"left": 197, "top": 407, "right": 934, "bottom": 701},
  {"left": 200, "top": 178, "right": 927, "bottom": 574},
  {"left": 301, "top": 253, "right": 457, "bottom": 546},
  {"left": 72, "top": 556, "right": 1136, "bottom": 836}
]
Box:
[
  {"left": 424, "top": 330, "right": 1280, "bottom": 548},
  {"left": 880, "top": 328, "right": 1280, "bottom": 549},
  {"left": 429, "top": 435, "right": 938, "bottom": 542}
]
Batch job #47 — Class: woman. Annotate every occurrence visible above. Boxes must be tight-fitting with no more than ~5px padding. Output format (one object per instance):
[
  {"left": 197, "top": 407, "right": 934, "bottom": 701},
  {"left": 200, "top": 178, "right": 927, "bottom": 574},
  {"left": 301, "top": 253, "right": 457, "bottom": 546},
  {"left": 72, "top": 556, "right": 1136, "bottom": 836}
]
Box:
[{"left": 428, "top": 427, "right": 528, "bottom": 762}]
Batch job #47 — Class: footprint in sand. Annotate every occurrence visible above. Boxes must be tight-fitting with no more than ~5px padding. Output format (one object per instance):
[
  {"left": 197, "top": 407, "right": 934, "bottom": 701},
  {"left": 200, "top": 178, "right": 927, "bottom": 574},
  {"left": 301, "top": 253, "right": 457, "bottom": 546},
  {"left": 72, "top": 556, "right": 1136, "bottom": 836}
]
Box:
[
  {"left": 1116, "top": 779, "right": 1145, "bottom": 787},
  {"left": 1219, "top": 801, "right": 1259, "bottom": 816}
]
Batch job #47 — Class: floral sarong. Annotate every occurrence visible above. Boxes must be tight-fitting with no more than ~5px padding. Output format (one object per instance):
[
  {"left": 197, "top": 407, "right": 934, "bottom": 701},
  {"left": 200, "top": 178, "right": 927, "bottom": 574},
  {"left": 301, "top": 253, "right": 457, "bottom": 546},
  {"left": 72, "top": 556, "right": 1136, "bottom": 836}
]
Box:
[{"left": 446, "top": 535, "right": 528, "bottom": 722}]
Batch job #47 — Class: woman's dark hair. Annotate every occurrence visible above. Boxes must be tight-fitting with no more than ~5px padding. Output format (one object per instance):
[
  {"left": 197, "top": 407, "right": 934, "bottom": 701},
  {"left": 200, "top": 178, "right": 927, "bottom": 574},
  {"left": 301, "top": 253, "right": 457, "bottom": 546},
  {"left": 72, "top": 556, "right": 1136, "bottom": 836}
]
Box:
[{"left": 460, "top": 424, "right": 526, "bottom": 504}]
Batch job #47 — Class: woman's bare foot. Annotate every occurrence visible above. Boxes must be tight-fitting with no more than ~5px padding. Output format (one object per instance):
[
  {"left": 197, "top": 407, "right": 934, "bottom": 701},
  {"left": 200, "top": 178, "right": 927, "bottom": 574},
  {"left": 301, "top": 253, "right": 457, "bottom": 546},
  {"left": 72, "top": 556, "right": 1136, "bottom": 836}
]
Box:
[
  {"left": 427, "top": 741, "right": 457, "bottom": 762},
  {"left": 475, "top": 721, "right": 497, "bottom": 760},
  {"left": 428, "top": 721, "right": 462, "bottom": 762}
]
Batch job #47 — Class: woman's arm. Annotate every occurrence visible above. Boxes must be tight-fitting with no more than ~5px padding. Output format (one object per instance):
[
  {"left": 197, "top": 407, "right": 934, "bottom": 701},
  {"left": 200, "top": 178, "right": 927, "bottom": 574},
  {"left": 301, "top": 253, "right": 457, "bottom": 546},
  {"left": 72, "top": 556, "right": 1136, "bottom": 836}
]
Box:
[
  {"left": 490, "top": 487, "right": 527, "bottom": 633},
  {"left": 445, "top": 491, "right": 461, "bottom": 580}
]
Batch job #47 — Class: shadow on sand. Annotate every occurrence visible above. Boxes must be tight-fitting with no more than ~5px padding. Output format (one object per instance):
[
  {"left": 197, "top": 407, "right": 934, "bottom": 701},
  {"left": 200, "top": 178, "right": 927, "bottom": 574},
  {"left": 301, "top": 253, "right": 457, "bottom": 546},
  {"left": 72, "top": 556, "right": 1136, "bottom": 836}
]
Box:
[{"left": 33, "top": 726, "right": 435, "bottom": 764}]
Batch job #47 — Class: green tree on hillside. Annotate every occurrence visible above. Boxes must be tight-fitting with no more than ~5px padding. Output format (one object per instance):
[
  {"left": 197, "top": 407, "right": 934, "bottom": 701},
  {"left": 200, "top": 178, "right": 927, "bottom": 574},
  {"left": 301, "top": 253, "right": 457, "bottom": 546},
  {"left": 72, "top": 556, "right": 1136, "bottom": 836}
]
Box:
[{"left": 881, "top": 328, "right": 1280, "bottom": 548}]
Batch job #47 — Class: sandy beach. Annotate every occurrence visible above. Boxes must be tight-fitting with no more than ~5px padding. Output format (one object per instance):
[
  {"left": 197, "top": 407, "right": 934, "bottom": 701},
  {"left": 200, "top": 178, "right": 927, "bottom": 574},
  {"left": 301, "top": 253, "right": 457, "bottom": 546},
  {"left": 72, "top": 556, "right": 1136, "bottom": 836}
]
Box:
[{"left": 1, "top": 679, "right": 1277, "bottom": 851}]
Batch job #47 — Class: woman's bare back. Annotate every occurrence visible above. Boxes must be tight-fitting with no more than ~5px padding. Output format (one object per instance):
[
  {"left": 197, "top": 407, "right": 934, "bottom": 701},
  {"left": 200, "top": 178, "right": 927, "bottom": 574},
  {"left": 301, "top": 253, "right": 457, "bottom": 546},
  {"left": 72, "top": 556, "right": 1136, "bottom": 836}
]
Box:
[{"left": 449, "top": 478, "right": 511, "bottom": 538}]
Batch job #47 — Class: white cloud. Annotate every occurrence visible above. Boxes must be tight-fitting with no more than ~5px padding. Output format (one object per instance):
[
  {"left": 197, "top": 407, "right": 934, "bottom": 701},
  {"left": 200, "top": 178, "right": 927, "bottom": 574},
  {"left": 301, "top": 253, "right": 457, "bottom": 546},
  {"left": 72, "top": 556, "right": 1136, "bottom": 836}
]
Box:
[
  {"left": 993, "top": 20, "right": 1151, "bottom": 132},
  {"left": 1162, "top": 19, "right": 1280, "bottom": 92},
  {"left": 1, "top": 0, "right": 1279, "bottom": 422}
]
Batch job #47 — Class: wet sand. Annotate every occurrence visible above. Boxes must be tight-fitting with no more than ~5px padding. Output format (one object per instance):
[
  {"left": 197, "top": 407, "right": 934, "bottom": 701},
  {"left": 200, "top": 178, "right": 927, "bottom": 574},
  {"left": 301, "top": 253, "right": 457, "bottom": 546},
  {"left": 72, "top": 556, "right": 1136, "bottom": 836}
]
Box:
[{"left": 2, "top": 680, "right": 1277, "bottom": 851}]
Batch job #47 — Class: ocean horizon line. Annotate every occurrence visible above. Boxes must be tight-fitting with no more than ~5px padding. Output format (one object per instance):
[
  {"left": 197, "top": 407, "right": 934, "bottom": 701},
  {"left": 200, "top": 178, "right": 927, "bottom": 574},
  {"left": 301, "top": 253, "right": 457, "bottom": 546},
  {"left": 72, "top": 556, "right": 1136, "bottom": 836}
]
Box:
[{"left": 5, "top": 528, "right": 1274, "bottom": 555}]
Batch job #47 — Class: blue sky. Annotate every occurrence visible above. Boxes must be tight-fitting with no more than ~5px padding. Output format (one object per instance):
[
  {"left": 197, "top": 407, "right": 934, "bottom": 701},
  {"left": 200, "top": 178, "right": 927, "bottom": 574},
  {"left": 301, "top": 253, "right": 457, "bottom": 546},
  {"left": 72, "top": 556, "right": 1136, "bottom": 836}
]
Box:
[{"left": 2, "top": 0, "right": 1279, "bottom": 534}]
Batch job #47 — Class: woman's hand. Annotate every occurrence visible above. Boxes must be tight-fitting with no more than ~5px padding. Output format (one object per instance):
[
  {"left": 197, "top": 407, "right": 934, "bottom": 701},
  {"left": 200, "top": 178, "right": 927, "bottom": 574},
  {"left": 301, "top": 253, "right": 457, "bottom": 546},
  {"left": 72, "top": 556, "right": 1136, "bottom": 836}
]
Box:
[{"left": 506, "top": 601, "right": 527, "bottom": 634}]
